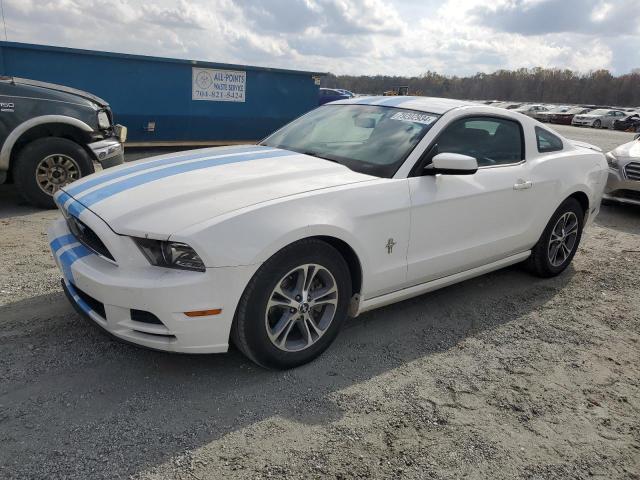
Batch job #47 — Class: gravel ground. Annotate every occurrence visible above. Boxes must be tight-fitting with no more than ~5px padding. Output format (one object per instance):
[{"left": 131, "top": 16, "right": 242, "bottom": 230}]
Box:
[{"left": 0, "top": 126, "right": 639, "bottom": 479}]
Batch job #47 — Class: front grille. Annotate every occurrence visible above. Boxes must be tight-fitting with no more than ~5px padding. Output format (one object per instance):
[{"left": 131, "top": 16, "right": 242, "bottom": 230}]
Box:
[
  {"left": 624, "top": 162, "right": 640, "bottom": 181},
  {"left": 611, "top": 189, "right": 640, "bottom": 201},
  {"left": 66, "top": 215, "right": 115, "bottom": 261},
  {"left": 74, "top": 285, "right": 106, "bottom": 318}
]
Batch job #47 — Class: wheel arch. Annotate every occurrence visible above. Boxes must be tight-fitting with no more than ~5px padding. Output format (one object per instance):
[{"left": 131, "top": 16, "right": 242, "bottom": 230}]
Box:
[
  {"left": 1, "top": 115, "right": 94, "bottom": 173},
  {"left": 567, "top": 190, "right": 589, "bottom": 216},
  {"left": 312, "top": 235, "right": 363, "bottom": 297},
  {"left": 247, "top": 228, "right": 366, "bottom": 297}
]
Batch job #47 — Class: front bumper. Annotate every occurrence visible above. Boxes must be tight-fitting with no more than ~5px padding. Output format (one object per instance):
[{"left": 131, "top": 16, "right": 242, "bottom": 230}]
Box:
[
  {"left": 603, "top": 167, "right": 640, "bottom": 206},
  {"left": 572, "top": 119, "right": 595, "bottom": 127},
  {"left": 88, "top": 134, "right": 124, "bottom": 169},
  {"left": 48, "top": 212, "right": 257, "bottom": 353}
]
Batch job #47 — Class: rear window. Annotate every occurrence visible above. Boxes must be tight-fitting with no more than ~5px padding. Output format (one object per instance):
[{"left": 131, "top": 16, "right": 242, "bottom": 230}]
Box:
[{"left": 536, "top": 127, "right": 563, "bottom": 153}]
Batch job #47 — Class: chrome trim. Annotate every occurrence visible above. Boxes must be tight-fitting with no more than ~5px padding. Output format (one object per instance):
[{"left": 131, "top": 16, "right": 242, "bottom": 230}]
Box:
[
  {"left": 477, "top": 160, "right": 526, "bottom": 170},
  {"left": 623, "top": 162, "right": 640, "bottom": 181}
]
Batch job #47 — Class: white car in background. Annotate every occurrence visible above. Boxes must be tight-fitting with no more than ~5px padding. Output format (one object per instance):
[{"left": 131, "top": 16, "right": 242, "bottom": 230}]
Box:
[
  {"left": 49, "top": 97, "right": 608, "bottom": 369},
  {"left": 604, "top": 133, "right": 640, "bottom": 205},
  {"left": 572, "top": 108, "right": 627, "bottom": 128},
  {"left": 514, "top": 104, "right": 549, "bottom": 118}
]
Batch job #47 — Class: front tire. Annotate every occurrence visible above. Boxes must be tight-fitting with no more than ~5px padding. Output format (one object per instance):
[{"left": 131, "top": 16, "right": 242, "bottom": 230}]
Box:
[
  {"left": 232, "top": 239, "right": 351, "bottom": 369},
  {"left": 526, "top": 198, "right": 584, "bottom": 278},
  {"left": 592, "top": 119, "right": 601, "bottom": 129},
  {"left": 14, "top": 137, "right": 94, "bottom": 209}
]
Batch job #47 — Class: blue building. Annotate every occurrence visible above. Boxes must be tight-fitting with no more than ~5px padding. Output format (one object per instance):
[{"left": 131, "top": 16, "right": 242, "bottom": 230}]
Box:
[{"left": 0, "top": 41, "right": 323, "bottom": 144}]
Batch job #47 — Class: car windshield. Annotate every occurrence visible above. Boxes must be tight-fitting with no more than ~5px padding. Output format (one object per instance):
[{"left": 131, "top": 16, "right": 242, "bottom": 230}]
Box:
[
  {"left": 588, "top": 109, "right": 610, "bottom": 115},
  {"left": 261, "top": 104, "right": 440, "bottom": 178},
  {"left": 567, "top": 107, "right": 589, "bottom": 114}
]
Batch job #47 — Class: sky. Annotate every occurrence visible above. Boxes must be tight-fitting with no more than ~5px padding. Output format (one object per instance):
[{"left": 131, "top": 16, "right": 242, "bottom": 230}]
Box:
[{"left": 3, "top": 0, "right": 640, "bottom": 76}]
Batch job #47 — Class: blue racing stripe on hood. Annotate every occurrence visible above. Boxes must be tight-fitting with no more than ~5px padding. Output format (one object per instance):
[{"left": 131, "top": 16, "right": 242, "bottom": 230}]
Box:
[
  {"left": 65, "top": 145, "right": 265, "bottom": 197},
  {"left": 72, "top": 148, "right": 296, "bottom": 213}
]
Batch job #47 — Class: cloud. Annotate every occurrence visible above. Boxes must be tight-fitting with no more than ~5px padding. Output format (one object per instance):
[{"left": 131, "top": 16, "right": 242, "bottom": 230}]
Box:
[
  {"left": 2, "top": 0, "right": 638, "bottom": 76},
  {"left": 471, "top": 0, "right": 640, "bottom": 36}
]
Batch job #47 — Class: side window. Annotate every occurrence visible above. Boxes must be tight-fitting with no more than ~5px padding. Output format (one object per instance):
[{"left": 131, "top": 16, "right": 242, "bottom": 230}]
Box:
[
  {"left": 535, "top": 127, "right": 563, "bottom": 153},
  {"left": 434, "top": 116, "right": 523, "bottom": 167}
]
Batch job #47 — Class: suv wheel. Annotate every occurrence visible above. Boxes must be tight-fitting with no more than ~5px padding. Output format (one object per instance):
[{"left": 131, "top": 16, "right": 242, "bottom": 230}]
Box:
[
  {"left": 232, "top": 239, "right": 351, "bottom": 370},
  {"left": 526, "top": 198, "right": 584, "bottom": 278},
  {"left": 14, "top": 137, "right": 94, "bottom": 208}
]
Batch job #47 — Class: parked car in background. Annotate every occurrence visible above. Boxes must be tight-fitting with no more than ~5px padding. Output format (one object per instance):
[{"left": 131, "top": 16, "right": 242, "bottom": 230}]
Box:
[
  {"left": 549, "top": 107, "right": 592, "bottom": 125},
  {"left": 536, "top": 106, "right": 570, "bottom": 123},
  {"left": 318, "top": 88, "right": 352, "bottom": 105},
  {"left": 604, "top": 134, "right": 640, "bottom": 205},
  {"left": 494, "top": 102, "right": 523, "bottom": 110},
  {"left": 335, "top": 89, "right": 355, "bottom": 98},
  {"left": 48, "top": 96, "right": 607, "bottom": 369},
  {"left": 0, "top": 76, "right": 125, "bottom": 208},
  {"left": 612, "top": 113, "right": 640, "bottom": 132},
  {"left": 572, "top": 108, "right": 627, "bottom": 129},
  {"left": 514, "top": 104, "right": 549, "bottom": 118}
]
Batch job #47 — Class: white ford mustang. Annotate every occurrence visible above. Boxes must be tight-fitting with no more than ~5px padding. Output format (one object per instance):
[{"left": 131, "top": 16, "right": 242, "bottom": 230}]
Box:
[{"left": 49, "top": 96, "right": 608, "bottom": 369}]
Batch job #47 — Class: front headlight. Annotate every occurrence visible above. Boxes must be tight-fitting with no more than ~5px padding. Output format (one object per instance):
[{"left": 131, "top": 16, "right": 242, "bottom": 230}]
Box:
[
  {"left": 134, "top": 238, "right": 206, "bottom": 272},
  {"left": 605, "top": 152, "right": 618, "bottom": 168},
  {"left": 97, "top": 110, "right": 111, "bottom": 129}
]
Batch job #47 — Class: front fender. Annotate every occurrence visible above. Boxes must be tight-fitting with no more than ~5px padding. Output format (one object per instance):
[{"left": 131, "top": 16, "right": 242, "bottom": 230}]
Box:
[
  {"left": 0, "top": 115, "right": 94, "bottom": 171},
  {"left": 175, "top": 178, "right": 412, "bottom": 300}
]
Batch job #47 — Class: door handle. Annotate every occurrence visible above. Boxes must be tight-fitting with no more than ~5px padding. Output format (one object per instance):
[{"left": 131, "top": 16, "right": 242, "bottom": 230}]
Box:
[{"left": 513, "top": 179, "right": 532, "bottom": 190}]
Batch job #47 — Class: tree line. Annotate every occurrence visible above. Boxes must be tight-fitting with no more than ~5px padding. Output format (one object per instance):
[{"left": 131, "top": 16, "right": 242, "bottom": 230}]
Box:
[{"left": 321, "top": 68, "right": 640, "bottom": 107}]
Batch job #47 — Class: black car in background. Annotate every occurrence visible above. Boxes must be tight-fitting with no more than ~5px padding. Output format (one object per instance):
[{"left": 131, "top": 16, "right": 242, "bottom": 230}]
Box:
[
  {"left": 0, "top": 77, "right": 126, "bottom": 208},
  {"left": 613, "top": 113, "right": 640, "bottom": 132}
]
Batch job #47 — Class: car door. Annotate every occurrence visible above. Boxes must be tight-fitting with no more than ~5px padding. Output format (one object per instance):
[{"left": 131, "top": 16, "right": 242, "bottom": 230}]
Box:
[{"left": 406, "top": 116, "right": 535, "bottom": 285}]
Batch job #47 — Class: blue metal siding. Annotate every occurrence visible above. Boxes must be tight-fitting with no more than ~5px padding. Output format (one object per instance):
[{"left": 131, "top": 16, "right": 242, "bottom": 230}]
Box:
[{"left": 0, "top": 42, "right": 322, "bottom": 142}]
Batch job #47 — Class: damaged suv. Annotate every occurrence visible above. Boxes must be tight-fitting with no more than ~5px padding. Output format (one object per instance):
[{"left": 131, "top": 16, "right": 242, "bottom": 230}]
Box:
[{"left": 0, "top": 76, "right": 126, "bottom": 208}]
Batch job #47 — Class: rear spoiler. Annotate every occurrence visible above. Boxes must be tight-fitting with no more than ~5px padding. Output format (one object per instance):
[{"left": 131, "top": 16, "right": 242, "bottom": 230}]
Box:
[{"left": 569, "top": 140, "right": 602, "bottom": 152}]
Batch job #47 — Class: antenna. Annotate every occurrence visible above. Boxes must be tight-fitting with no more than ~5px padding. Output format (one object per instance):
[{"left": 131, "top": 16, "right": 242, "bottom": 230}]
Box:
[{"left": 0, "top": 0, "right": 7, "bottom": 41}]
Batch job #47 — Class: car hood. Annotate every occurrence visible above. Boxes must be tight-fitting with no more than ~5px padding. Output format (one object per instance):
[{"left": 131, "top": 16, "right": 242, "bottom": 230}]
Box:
[
  {"left": 56, "top": 145, "right": 376, "bottom": 238},
  {"left": 12, "top": 77, "right": 109, "bottom": 107},
  {"left": 609, "top": 140, "right": 640, "bottom": 159}
]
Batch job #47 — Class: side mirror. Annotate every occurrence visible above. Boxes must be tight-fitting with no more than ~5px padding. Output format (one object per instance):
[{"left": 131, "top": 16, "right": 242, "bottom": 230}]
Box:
[{"left": 427, "top": 152, "right": 479, "bottom": 175}]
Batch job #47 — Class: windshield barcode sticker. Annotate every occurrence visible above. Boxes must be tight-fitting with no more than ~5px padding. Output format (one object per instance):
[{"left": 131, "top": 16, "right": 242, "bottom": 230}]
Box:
[{"left": 390, "top": 112, "right": 437, "bottom": 125}]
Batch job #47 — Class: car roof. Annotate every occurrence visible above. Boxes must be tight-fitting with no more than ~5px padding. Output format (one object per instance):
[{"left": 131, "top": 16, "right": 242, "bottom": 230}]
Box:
[{"left": 329, "top": 96, "right": 477, "bottom": 115}]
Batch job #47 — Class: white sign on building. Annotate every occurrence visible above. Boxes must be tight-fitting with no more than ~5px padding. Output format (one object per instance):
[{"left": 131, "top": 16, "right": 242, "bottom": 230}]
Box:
[{"left": 192, "top": 67, "right": 246, "bottom": 102}]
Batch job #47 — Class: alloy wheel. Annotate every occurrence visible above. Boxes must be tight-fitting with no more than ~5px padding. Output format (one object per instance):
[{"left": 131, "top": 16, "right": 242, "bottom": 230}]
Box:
[
  {"left": 35, "top": 154, "right": 80, "bottom": 195},
  {"left": 548, "top": 211, "right": 579, "bottom": 267},
  {"left": 265, "top": 263, "right": 338, "bottom": 352}
]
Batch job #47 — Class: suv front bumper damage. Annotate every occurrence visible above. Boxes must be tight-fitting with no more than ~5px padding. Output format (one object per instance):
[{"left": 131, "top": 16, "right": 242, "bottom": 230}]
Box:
[{"left": 88, "top": 124, "right": 127, "bottom": 168}]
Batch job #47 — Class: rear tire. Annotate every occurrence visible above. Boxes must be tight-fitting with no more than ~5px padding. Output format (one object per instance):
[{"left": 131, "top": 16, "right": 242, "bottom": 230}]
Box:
[
  {"left": 526, "top": 198, "right": 584, "bottom": 278},
  {"left": 14, "top": 137, "right": 94, "bottom": 209},
  {"left": 232, "top": 239, "right": 351, "bottom": 370}
]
